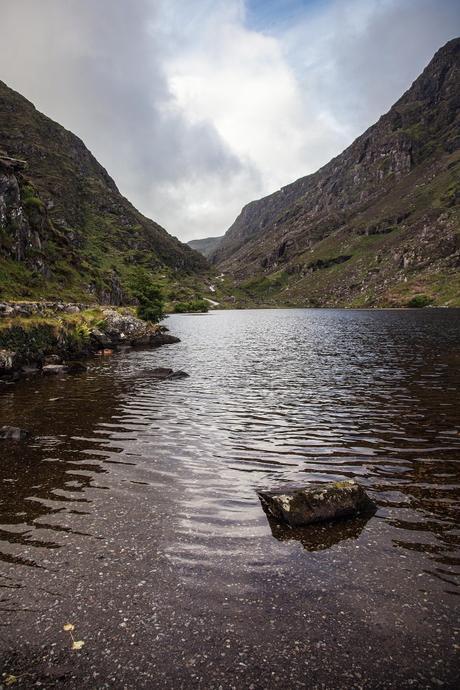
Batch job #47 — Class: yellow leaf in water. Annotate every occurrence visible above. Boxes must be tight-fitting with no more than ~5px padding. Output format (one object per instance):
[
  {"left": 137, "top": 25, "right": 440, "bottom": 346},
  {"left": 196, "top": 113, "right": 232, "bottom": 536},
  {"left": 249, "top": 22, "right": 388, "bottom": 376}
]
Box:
[
  {"left": 72, "top": 640, "right": 85, "bottom": 650},
  {"left": 4, "top": 675, "right": 18, "bottom": 686},
  {"left": 63, "top": 623, "right": 75, "bottom": 632}
]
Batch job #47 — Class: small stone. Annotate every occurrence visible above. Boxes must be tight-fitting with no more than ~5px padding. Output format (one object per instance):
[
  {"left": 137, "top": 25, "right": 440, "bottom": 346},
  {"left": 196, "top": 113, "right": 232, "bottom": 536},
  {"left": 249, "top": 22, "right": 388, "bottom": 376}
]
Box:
[
  {"left": 42, "top": 364, "right": 68, "bottom": 375},
  {"left": 168, "top": 370, "right": 190, "bottom": 379},
  {"left": 0, "top": 425, "right": 30, "bottom": 441},
  {"left": 44, "top": 354, "right": 62, "bottom": 365}
]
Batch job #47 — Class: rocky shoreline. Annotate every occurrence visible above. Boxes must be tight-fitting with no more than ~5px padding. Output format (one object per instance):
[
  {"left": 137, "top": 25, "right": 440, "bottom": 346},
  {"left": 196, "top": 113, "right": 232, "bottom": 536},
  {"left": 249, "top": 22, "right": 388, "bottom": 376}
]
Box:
[{"left": 0, "top": 302, "right": 180, "bottom": 380}]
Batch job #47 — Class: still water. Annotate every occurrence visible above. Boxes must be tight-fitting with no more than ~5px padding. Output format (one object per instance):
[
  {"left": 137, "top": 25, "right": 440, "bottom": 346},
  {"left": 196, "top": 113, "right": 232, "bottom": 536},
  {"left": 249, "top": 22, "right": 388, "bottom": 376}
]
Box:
[{"left": 0, "top": 309, "right": 459, "bottom": 688}]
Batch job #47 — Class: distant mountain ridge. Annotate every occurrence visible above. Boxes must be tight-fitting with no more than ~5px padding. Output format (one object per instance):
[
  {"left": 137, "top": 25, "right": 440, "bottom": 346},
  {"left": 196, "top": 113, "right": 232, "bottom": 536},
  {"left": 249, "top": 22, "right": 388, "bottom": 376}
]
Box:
[
  {"left": 0, "top": 80, "right": 207, "bottom": 302},
  {"left": 187, "top": 235, "right": 223, "bottom": 258},
  {"left": 212, "top": 38, "right": 460, "bottom": 307}
]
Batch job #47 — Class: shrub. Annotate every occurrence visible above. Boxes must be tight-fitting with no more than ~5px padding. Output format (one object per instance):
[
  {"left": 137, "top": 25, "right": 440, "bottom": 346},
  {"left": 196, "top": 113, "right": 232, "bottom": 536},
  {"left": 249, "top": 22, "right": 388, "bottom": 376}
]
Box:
[
  {"left": 190, "top": 299, "right": 209, "bottom": 313},
  {"left": 407, "top": 294, "right": 431, "bottom": 308},
  {"left": 173, "top": 302, "right": 189, "bottom": 313},
  {"left": 173, "top": 299, "right": 208, "bottom": 314},
  {"left": 129, "top": 269, "right": 165, "bottom": 323}
]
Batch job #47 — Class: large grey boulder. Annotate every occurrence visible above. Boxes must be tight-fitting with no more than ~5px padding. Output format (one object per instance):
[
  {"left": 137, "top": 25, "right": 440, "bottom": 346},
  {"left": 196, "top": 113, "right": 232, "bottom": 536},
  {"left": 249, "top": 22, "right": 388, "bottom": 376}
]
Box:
[
  {"left": 101, "top": 309, "right": 150, "bottom": 344},
  {"left": 258, "top": 480, "right": 375, "bottom": 527}
]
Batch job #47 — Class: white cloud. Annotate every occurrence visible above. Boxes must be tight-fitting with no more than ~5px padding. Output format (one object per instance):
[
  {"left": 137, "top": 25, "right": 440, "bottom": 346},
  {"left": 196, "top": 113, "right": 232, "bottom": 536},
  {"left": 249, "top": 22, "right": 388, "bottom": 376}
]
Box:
[
  {"left": 166, "top": 12, "right": 347, "bottom": 194},
  {"left": 0, "top": 0, "right": 458, "bottom": 241}
]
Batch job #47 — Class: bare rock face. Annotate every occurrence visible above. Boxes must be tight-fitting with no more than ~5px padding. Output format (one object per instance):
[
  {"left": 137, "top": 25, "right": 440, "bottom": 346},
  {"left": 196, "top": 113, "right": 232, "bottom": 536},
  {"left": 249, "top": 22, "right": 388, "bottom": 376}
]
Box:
[{"left": 257, "top": 480, "right": 376, "bottom": 527}]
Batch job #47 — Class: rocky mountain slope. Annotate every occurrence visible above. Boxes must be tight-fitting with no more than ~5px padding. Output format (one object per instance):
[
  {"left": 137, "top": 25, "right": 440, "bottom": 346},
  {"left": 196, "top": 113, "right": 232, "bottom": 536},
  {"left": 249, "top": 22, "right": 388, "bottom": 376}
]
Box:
[
  {"left": 187, "top": 235, "right": 223, "bottom": 259},
  {"left": 212, "top": 38, "right": 460, "bottom": 307},
  {"left": 0, "top": 81, "right": 207, "bottom": 303}
]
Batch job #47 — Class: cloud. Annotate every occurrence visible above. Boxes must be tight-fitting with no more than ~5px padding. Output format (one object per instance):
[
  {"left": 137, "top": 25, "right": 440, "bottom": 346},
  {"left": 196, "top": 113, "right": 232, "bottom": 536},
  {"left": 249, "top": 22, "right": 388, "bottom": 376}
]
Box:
[
  {"left": 0, "top": 0, "right": 458, "bottom": 241},
  {"left": 280, "top": 0, "right": 460, "bottom": 134},
  {"left": 0, "top": 0, "right": 258, "bottom": 240}
]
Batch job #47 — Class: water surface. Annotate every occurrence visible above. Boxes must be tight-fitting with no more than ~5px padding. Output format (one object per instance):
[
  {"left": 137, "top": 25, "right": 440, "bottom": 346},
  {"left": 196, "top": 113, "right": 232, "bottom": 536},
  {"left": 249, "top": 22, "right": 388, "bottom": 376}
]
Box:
[{"left": 1, "top": 309, "right": 459, "bottom": 688}]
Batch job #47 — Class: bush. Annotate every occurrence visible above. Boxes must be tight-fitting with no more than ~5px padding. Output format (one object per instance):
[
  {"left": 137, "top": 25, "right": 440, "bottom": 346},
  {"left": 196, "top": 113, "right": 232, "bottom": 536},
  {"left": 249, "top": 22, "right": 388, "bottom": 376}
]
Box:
[
  {"left": 173, "top": 302, "right": 189, "bottom": 313},
  {"left": 407, "top": 294, "right": 431, "bottom": 308},
  {"left": 130, "top": 269, "right": 165, "bottom": 323},
  {"left": 173, "top": 299, "right": 209, "bottom": 314}
]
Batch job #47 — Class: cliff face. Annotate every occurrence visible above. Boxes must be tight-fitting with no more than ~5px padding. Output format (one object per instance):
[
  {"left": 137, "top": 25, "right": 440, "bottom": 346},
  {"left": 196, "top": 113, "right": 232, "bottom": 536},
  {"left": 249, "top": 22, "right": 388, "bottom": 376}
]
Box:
[
  {"left": 0, "top": 155, "right": 50, "bottom": 272},
  {"left": 212, "top": 39, "right": 460, "bottom": 307},
  {"left": 0, "top": 81, "right": 207, "bottom": 302}
]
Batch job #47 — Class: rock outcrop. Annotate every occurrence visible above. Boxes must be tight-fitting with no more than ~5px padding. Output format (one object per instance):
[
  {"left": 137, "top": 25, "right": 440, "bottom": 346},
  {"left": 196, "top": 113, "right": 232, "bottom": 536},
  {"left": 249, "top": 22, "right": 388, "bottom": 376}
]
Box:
[
  {"left": 212, "top": 39, "right": 460, "bottom": 308},
  {"left": 0, "top": 305, "right": 181, "bottom": 378}
]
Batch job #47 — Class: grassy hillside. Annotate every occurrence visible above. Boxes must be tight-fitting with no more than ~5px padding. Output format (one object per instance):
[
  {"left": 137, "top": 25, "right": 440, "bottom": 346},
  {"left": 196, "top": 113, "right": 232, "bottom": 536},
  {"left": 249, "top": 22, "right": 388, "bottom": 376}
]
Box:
[{"left": 0, "top": 81, "right": 207, "bottom": 303}]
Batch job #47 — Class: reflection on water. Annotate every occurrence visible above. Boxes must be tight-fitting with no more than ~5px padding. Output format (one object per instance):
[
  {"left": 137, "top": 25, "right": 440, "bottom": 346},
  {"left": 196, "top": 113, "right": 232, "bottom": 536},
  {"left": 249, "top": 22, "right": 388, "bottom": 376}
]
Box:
[
  {"left": 0, "top": 308, "right": 459, "bottom": 686},
  {"left": 263, "top": 512, "right": 375, "bottom": 552}
]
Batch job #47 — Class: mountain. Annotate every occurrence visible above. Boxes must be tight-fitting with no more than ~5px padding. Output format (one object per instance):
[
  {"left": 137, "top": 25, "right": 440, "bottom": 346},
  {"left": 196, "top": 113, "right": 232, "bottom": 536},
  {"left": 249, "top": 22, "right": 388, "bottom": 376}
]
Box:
[
  {"left": 212, "top": 39, "right": 460, "bottom": 308},
  {"left": 0, "top": 81, "right": 207, "bottom": 303},
  {"left": 187, "top": 235, "right": 223, "bottom": 258}
]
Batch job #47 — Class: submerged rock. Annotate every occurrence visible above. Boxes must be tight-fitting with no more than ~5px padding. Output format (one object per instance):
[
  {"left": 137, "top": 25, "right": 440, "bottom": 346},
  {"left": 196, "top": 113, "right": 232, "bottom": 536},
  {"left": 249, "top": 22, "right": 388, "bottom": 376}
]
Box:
[
  {"left": 151, "top": 367, "right": 190, "bottom": 380},
  {"left": 42, "top": 364, "right": 68, "bottom": 376},
  {"left": 168, "top": 370, "right": 189, "bottom": 379},
  {"left": 152, "top": 367, "right": 174, "bottom": 379},
  {"left": 66, "top": 362, "right": 88, "bottom": 374},
  {"left": 150, "top": 333, "right": 181, "bottom": 347},
  {"left": 42, "top": 362, "right": 87, "bottom": 375},
  {"left": 0, "top": 425, "right": 30, "bottom": 441},
  {"left": 266, "top": 513, "right": 373, "bottom": 552},
  {"left": 257, "top": 480, "right": 375, "bottom": 527}
]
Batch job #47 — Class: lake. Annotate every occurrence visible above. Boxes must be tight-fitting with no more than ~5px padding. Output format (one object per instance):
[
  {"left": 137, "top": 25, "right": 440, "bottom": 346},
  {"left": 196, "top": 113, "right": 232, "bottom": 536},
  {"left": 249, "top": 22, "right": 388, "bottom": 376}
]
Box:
[{"left": 1, "top": 308, "right": 459, "bottom": 688}]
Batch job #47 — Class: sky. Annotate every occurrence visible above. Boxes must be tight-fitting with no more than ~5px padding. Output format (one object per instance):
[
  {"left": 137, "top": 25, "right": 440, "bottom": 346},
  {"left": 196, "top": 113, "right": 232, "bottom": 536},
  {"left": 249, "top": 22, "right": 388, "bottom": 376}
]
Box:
[{"left": 0, "top": 1, "right": 459, "bottom": 242}]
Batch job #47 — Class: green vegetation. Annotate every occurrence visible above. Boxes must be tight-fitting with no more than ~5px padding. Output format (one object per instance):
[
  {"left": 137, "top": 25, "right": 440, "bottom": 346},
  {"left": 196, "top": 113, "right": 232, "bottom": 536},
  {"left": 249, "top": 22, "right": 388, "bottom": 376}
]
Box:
[
  {"left": 0, "top": 78, "right": 207, "bottom": 305},
  {"left": 407, "top": 294, "right": 431, "bottom": 308},
  {"left": 173, "top": 298, "right": 209, "bottom": 313},
  {"left": 0, "top": 308, "right": 108, "bottom": 360},
  {"left": 129, "top": 269, "right": 165, "bottom": 323}
]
